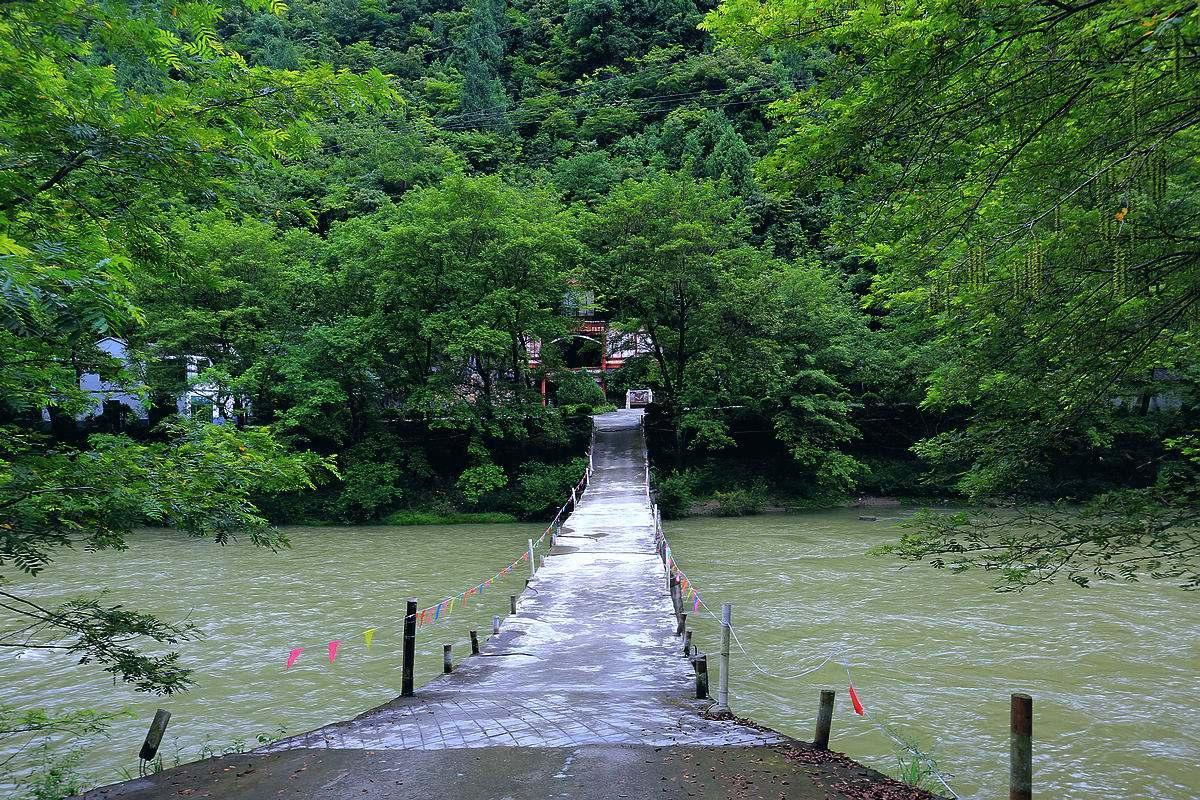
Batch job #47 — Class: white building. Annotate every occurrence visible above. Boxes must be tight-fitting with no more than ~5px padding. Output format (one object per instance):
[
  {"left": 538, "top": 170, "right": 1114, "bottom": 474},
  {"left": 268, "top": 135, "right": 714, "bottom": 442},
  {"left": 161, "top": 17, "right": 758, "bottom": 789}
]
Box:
[{"left": 71, "top": 337, "right": 242, "bottom": 425}]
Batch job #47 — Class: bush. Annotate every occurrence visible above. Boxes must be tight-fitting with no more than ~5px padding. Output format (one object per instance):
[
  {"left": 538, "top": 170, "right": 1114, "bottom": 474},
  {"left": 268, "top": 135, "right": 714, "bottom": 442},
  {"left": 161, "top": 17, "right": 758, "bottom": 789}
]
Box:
[
  {"left": 513, "top": 458, "right": 588, "bottom": 520},
  {"left": 710, "top": 487, "right": 765, "bottom": 517},
  {"left": 554, "top": 370, "right": 606, "bottom": 409},
  {"left": 656, "top": 469, "right": 698, "bottom": 519},
  {"left": 382, "top": 510, "right": 518, "bottom": 525},
  {"left": 456, "top": 463, "right": 509, "bottom": 505}
]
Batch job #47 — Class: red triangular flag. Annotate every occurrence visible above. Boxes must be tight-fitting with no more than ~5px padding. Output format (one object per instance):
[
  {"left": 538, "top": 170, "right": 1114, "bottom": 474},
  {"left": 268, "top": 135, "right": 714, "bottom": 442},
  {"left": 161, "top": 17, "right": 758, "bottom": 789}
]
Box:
[
  {"left": 285, "top": 648, "right": 303, "bottom": 670},
  {"left": 328, "top": 640, "right": 341, "bottom": 663},
  {"left": 848, "top": 682, "right": 864, "bottom": 716}
]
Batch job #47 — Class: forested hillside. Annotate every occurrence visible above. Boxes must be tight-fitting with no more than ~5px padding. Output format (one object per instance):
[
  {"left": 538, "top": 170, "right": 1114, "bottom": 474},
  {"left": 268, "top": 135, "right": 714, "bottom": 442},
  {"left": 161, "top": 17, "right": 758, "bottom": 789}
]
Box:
[{"left": 3, "top": 0, "right": 1197, "bottom": 596}]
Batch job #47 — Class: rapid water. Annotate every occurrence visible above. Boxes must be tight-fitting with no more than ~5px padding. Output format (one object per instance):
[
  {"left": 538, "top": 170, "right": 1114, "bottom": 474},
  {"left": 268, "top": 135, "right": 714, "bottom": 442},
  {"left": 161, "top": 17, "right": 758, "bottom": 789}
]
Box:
[
  {"left": 1, "top": 513, "right": 1196, "bottom": 798},
  {"left": 0, "top": 524, "right": 542, "bottom": 793},
  {"left": 668, "top": 511, "right": 1199, "bottom": 799}
]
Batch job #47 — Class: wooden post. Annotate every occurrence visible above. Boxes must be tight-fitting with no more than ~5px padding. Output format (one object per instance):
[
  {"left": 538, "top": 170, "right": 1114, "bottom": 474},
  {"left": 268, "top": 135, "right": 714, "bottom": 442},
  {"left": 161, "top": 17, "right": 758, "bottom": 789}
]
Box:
[
  {"left": 676, "top": 611, "right": 687, "bottom": 637},
  {"left": 509, "top": 594, "right": 517, "bottom": 615},
  {"left": 492, "top": 615, "right": 500, "bottom": 635},
  {"left": 443, "top": 643, "right": 453, "bottom": 674},
  {"left": 814, "top": 690, "right": 835, "bottom": 750},
  {"left": 401, "top": 598, "right": 417, "bottom": 697},
  {"left": 695, "top": 654, "right": 708, "bottom": 699},
  {"left": 1010, "top": 693, "right": 1033, "bottom": 800},
  {"left": 713, "top": 602, "right": 732, "bottom": 713},
  {"left": 138, "top": 709, "right": 171, "bottom": 761},
  {"left": 528, "top": 539, "right": 536, "bottom": 577},
  {"left": 682, "top": 629, "right": 692, "bottom": 656},
  {"left": 469, "top": 630, "right": 480, "bottom": 655}
]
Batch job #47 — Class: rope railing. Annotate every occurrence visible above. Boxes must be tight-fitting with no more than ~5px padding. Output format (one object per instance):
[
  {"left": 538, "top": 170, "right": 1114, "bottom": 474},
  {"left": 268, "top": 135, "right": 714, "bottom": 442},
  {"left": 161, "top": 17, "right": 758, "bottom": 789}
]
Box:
[
  {"left": 281, "top": 447, "right": 594, "bottom": 669},
  {"left": 651, "top": 502, "right": 960, "bottom": 799},
  {"left": 410, "top": 444, "right": 597, "bottom": 627}
]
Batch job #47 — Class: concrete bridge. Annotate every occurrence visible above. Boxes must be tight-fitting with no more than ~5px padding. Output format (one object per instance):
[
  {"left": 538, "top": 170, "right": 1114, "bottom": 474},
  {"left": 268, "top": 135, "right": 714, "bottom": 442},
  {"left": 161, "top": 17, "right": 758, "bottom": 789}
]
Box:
[{"left": 81, "top": 410, "right": 929, "bottom": 800}]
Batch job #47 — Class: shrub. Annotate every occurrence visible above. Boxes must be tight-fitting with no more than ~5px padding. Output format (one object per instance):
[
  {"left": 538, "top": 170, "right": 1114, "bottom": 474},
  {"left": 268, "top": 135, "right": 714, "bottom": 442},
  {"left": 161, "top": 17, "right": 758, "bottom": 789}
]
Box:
[
  {"left": 656, "top": 470, "right": 698, "bottom": 519},
  {"left": 456, "top": 463, "right": 508, "bottom": 505},
  {"left": 382, "top": 510, "right": 518, "bottom": 525},
  {"left": 710, "top": 487, "right": 765, "bottom": 517},
  {"left": 513, "top": 458, "right": 588, "bottom": 520},
  {"left": 554, "top": 370, "right": 606, "bottom": 409}
]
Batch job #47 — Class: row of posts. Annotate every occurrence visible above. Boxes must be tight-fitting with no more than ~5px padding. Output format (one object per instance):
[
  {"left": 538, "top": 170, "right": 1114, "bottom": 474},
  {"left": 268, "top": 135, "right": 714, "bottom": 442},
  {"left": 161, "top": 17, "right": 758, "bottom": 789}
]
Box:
[
  {"left": 398, "top": 450, "right": 592, "bottom": 692},
  {"left": 653, "top": 501, "right": 731, "bottom": 713},
  {"left": 652, "top": 501, "right": 1035, "bottom": 800}
]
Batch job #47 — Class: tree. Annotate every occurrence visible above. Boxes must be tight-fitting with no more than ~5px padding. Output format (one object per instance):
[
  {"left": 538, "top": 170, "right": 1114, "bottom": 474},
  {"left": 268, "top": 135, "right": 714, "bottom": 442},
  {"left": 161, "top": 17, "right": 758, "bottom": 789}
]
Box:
[
  {"left": 1, "top": 0, "right": 372, "bottom": 697},
  {"left": 705, "top": 0, "right": 1200, "bottom": 586},
  {"left": 457, "top": 0, "right": 511, "bottom": 130}
]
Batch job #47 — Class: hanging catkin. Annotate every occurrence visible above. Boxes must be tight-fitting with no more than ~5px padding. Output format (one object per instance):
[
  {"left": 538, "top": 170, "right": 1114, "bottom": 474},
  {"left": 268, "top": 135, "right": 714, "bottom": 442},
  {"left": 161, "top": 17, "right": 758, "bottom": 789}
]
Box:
[
  {"left": 1030, "top": 242, "right": 1044, "bottom": 299},
  {"left": 1113, "top": 244, "right": 1128, "bottom": 299}
]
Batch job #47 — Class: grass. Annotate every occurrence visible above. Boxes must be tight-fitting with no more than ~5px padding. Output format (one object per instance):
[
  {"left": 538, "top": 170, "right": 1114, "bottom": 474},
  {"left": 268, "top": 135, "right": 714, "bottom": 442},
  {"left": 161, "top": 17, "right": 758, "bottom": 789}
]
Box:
[{"left": 380, "top": 510, "right": 519, "bottom": 526}]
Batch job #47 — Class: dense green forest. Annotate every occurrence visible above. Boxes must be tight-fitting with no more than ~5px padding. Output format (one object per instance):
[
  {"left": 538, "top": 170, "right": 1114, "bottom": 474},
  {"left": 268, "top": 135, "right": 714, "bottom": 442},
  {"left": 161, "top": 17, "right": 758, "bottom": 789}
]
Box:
[{"left": 2, "top": 0, "right": 1198, "bottom": 790}]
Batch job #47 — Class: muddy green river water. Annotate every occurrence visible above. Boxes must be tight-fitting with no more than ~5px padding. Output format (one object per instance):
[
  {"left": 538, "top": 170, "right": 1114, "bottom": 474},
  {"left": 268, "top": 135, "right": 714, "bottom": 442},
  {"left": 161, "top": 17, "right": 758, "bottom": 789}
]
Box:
[{"left": 1, "top": 511, "right": 1197, "bottom": 798}]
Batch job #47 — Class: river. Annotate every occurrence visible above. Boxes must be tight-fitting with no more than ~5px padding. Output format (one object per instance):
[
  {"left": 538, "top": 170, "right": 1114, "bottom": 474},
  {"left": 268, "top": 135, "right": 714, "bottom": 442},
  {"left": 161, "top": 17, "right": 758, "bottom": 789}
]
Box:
[{"left": 1, "top": 512, "right": 1196, "bottom": 798}]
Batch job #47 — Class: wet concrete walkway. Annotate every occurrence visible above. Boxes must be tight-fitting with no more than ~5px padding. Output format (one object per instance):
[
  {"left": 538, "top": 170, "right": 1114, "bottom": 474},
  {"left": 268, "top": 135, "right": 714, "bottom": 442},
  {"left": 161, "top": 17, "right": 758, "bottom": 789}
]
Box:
[
  {"left": 80, "top": 410, "right": 940, "bottom": 800},
  {"left": 260, "top": 408, "right": 780, "bottom": 750}
]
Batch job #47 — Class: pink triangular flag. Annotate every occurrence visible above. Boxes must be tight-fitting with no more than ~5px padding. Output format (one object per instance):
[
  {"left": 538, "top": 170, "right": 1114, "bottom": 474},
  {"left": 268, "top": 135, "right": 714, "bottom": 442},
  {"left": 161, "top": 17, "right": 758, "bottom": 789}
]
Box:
[
  {"left": 285, "top": 648, "right": 303, "bottom": 669},
  {"left": 328, "top": 640, "right": 341, "bottom": 663}
]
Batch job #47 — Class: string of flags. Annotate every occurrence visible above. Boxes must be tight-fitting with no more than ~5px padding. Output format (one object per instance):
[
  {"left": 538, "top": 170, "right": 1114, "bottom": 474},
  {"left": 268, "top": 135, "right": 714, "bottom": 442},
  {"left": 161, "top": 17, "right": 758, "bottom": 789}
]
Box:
[{"left": 283, "top": 456, "right": 591, "bottom": 670}]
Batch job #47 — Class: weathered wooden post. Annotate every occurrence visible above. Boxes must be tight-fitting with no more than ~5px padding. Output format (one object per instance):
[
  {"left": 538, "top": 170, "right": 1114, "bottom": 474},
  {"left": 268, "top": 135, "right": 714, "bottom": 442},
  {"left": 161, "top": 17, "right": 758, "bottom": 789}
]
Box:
[
  {"left": 138, "top": 709, "right": 171, "bottom": 762},
  {"left": 1010, "top": 693, "right": 1033, "bottom": 800},
  {"left": 676, "top": 611, "right": 687, "bottom": 637},
  {"left": 509, "top": 594, "right": 518, "bottom": 615},
  {"left": 695, "top": 655, "right": 708, "bottom": 699},
  {"left": 713, "top": 602, "right": 732, "bottom": 713},
  {"left": 469, "top": 630, "right": 480, "bottom": 655},
  {"left": 401, "top": 598, "right": 417, "bottom": 697},
  {"left": 443, "top": 643, "right": 453, "bottom": 674},
  {"left": 492, "top": 615, "right": 500, "bottom": 636},
  {"left": 814, "top": 690, "right": 835, "bottom": 750},
  {"left": 682, "top": 629, "right": 692, "bottom": 656},
  {"left": 527, "top": 539, "right": 536, "bottom": 577}
]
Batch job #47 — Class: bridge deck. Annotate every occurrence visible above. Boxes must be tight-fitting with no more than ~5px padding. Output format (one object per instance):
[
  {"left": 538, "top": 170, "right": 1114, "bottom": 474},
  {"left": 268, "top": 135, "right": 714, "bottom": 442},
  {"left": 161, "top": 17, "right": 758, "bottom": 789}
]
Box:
[
  {"left": 263, "top": 409, "right": 781, "bottom": 750},
  {"left": 80, "top": 411, "right": 931, "bottom": 800}
]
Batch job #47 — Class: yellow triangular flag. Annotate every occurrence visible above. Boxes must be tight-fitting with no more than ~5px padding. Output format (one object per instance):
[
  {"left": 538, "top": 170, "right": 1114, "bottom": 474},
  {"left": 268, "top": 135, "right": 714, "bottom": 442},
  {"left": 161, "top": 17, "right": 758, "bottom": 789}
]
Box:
[{"left": 364, "top": 628, "right": 375, "bottom": 648}]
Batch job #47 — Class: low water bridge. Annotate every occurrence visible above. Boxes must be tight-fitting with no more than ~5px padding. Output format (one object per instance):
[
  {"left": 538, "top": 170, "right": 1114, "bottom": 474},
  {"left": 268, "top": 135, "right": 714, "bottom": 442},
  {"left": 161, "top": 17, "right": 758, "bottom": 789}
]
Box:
[{"left": 82, "top": 410, "right": 930, "bottom": 800}]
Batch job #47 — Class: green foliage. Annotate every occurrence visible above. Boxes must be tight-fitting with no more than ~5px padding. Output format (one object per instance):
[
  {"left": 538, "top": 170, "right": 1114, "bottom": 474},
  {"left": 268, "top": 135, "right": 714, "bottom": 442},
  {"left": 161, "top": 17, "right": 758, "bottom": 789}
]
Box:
[
  {"left": 553, "top": 371, "right": 606, "bottom": 410},
  {"left": 709, "top": 487, "right": 765, "bottom": 517},
  {"left": 655, "top": 469, "right": 699, "bottom": 520},
  {"left": 512, "top": 458, "right": 588, "bottom": 519},
  {"left": 1, "top": 706, "right": 126, "bottom": 800},
  {"left": 457, "top": 463, "right": 509, "bottom": 505},
  {"left": 381, "top": 510, "right": 518, "bottom": 526},
  {"left": 706, "top": 0, "right": 1200, "bottom": 585}
]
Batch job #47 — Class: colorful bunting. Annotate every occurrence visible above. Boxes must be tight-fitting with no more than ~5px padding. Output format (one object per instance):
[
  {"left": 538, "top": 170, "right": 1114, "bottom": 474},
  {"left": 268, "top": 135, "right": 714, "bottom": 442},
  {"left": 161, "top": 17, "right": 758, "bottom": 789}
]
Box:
[
  {"left": 328, "top": 640, "right": 341, "bottom": 663},
  {"left": 364, "top": 628, "right": 375, "bottom": 648}
]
